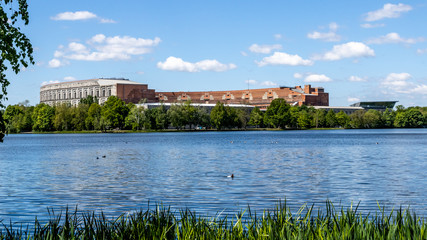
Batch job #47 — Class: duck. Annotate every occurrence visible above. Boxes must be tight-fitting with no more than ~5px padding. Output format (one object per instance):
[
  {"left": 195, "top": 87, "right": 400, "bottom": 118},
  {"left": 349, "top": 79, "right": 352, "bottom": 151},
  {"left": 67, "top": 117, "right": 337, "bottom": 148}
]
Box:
[{"left": 227, "top": 174, "right": 234, "bottom": 178}]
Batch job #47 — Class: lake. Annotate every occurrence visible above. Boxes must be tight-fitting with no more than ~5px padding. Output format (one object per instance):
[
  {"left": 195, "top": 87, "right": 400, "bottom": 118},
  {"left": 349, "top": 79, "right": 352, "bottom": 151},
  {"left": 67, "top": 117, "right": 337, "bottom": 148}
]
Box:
[{"left": 0, "top": 129, "right": 426, "bottom": 224}]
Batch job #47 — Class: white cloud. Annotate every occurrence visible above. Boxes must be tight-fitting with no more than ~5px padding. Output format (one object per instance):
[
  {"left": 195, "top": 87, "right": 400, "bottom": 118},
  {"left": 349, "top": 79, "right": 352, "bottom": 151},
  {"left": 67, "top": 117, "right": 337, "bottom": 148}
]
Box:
[
  {"left": 51, "top": 11, "right": 97, "bottom": 21},
  {"left": 313, "top": 42, "right": 375, "bottom": 61},
  {"left": 294, "top": 73, "right": 332, "bottom": 82},
  {"left": 274, "top": 34, "right": 282, "bottom": 40},
  {"left": 360, "top": 23, "right": 385, "bottom": 28},
  {"left": 68, "top": 42, "right": 88, "bottom": 53},
  {"left": 240, "top": 51, "right": 248, "bottom": 56},
  {"left": 293, "top": 73, "right": 303, "bottom": 79},
  {"left": 249, "top": 44, "right": 282, "bottom": 54},
  {"left": 100, "top": 18, "right": 116, "bottom": 24},
  {"left": 307, "top": 22, "right": 341, "bottom": 42},
  {"left": 417, "top": 49, "right": 427, "bottom": 54},
  {"left": 245, "top": 79, "right": 258, "bottom": 85},
  {"left": 304, "top": 74, "right": 332, "bottom": 83},
  {"left": 257, "top": 52, "right": 313, "bottom": 66},
  {"left": 41, "top": 80, "right": 60, "bottom": 86},
  {"left": 157, "top": 56, "right": 236, "bottom": 72},
  {"left": 260, "top": 81, "right": 277, "bottom": 86},
  {"left": 48, "top": 59, "right": 64, "bottom": 68},
  {"left": 381, "top": 73, "right": 427, "bottom": 96},
  {"left": 52, "top": 34, "right": 161, "bottom": 62},
  {"left": 349, "top": 76, "right": 366, "bottom": 82},
  {"left": 364, "top": 3, "right": 412, "bottom": 22},
  {"left": 63, "top": 76, "right": 76, "bottom": 81},
  {"left": 348, "top": 97, "right": 360, "bottom": 102},
  {"left": 244, "top": 79, "right": 277, "bottom": 86},
  {"left": 411, "top": 84, "right": 427, "bottom": 95},
  {"left": 51, "top": 11, "right": 116, "bottom": 23},
  {"left": 367, "top": 32, "right": 424, "bottom": 44},
  {"left": 382, "top": 72, "right": 412, "bottom": 89}
]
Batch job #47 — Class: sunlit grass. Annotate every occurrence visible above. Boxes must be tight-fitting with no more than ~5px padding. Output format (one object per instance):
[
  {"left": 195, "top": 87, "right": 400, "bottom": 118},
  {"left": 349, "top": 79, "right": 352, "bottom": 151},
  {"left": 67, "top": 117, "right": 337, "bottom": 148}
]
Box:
[{"left": 0, "top": 201, "right": 425, "bottom": 239}]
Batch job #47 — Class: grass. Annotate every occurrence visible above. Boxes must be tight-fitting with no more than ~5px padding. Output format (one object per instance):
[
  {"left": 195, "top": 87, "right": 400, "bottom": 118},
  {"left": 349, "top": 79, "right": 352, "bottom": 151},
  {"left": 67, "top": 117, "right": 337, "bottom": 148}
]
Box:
[{"left": 0, "top": 201, "right": 426, "bottom": 239}]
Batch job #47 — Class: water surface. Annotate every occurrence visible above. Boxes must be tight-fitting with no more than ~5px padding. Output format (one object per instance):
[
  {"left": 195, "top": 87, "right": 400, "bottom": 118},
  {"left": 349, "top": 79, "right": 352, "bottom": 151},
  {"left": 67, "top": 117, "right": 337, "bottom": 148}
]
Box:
[{"left": 0, "top": 129, "right": 426, "bottom": 223}]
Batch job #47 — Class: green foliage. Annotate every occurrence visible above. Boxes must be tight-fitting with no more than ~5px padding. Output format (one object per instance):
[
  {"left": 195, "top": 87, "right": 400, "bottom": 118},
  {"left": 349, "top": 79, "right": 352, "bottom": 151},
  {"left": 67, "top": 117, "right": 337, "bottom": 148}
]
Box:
[
  {"left": 101, "top": 96, "right": 129, "bottom": 130},
  {"left": 394, "top": 108, "right": 425, "bottom": 128},
  {"left": 263, "top": 98, "right": 290, "bottom": 128},
  {"left": 349, "top": 110, "right": 366, "bottom": 129},
  {"left": 53, "top": 103, "right": 73, "bottom": 131},
  {"left": 313, "top": 109, "right": 326, "bottom": 128},
  {"left": 363, "top": 109, "right": 382, "bottom": 128},
  {"left": 210, "top": 102, "right": 227, "bottom": 130},
  {"left": 149, "top": 105, "right": 168, "bottom": 130},
  {"left": 125, "top": 104, "right": 150, "bottom": 130},
  {"left": 0, "top": 202, "right": 425, "bottom": 239},
  {"left": 2, "top": 99, "right": 426, "bottom": 133},
  {"left": 382, "top": 108, "right": 395, "bottom": 128},
  {"left": 1, "top": 0, "right": 34, "bottom": 141},
  {"left": 79, "top": 95, "right": 98, "bottom": 105},
  {"left": 32, "top": 103, "right": 54, "bottom": 132},
  {"left": 248, "top": 107, "right": 264, "bottom": 127},
  {"left": 86, "top": 102, "right": 101, "bottom": 130},
  {"left": 336, "top": 111, "right": 350, "bottom": 128},
  {"left": 325, "top": 109, "right": 337, "bottom": 128}
]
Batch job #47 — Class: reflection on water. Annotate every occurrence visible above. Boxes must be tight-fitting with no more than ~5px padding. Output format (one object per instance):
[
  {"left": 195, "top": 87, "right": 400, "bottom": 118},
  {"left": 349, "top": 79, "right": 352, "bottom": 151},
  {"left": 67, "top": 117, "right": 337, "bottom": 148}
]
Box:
[{"left": 0, "top": 129, "right": 426, "bottom": 223}]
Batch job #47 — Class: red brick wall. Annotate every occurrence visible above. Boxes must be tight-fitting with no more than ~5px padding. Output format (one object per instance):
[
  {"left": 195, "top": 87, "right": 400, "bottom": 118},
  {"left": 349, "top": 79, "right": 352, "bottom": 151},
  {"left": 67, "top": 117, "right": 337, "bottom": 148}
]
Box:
[{"left": 116, "top": 84, "right": 156, "bottom": 103}]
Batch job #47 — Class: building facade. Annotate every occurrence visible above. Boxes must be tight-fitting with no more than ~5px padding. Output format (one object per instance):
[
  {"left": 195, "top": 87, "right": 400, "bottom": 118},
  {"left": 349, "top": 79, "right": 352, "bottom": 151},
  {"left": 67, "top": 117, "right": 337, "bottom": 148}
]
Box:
[
  {"left": 40, "top": 78, "right": 156, "bottom": 105},
  {"left": 156, "top": 85, "right": 328, "bottom": 109},
  {"left": 40, "top": 78, "right": 329, "bottom": 108}
]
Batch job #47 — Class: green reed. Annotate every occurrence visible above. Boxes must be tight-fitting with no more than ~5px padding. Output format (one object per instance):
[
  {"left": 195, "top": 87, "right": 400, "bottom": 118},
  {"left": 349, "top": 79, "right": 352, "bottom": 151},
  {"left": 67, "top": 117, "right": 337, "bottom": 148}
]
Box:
[{"left": 0, "top": 201, "right": 425, "bottom": 239}]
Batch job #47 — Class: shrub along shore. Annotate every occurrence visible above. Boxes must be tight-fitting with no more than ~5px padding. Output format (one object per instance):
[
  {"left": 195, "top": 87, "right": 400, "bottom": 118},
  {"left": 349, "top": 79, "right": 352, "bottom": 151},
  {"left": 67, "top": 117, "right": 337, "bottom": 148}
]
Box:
[
  {"left": 1, "top": 96, "right": 426, "bottom": 135},
  {"left": 0, "top": 202, "right": 425, "bottom": 239}
]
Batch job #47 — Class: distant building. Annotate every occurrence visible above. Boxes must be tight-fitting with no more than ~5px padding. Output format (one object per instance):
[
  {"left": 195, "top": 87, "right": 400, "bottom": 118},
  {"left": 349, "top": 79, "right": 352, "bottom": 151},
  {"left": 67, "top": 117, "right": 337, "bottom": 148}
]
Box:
[
  {"left": 40, "top": 78, "right": 156, "bottom": 105},
  {"left": 350, "top": 101, "right": 398, "bottom": 111},
  {"left": 40, "top": 78, "right": 329, "bottom": 108}
]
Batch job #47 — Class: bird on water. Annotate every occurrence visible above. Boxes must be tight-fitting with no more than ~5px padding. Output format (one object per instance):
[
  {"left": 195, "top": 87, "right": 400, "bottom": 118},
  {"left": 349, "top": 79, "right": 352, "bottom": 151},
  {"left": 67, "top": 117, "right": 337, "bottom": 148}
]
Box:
[{"left": 227, "top": 174, "right": 234, "bottom": 179}]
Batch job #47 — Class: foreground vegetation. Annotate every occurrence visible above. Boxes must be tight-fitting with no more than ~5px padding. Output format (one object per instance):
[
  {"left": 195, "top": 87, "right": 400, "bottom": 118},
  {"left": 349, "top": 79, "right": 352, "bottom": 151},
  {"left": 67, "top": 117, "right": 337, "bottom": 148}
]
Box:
[
  {"left": 1, "top": 96, "right": 426, "bottom": 134},
  {"left": 0, "top": 202, "right": 425, "bottom": 239}
]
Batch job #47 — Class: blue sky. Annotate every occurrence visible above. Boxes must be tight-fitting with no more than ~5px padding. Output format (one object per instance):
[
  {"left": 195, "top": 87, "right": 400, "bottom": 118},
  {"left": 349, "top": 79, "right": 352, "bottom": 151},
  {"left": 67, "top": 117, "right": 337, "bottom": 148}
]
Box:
[{"left": 5, "top": 0, "right": 427, "bottom": 107}]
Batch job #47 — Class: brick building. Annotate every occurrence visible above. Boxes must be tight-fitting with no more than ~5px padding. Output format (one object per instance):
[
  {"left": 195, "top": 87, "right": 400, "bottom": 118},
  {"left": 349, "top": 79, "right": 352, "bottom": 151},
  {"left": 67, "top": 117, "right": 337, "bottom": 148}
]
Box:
[{"left": 40, "top": 78, "right": 328, "bottom": 108}]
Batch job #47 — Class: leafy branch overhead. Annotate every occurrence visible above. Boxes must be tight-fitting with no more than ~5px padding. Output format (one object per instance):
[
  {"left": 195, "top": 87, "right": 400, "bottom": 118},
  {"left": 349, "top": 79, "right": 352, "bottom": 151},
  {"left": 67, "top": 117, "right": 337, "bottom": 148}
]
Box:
[{"left": 1, "top": 0, "right": 34, "bottom": 141}]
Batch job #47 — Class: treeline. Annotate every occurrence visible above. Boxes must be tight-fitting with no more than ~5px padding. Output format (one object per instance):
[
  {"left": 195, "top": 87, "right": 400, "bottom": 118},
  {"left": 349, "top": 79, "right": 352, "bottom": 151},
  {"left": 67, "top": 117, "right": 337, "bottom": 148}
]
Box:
[{"left": 1, "top": 97, "right": 426, "bottom": 133}]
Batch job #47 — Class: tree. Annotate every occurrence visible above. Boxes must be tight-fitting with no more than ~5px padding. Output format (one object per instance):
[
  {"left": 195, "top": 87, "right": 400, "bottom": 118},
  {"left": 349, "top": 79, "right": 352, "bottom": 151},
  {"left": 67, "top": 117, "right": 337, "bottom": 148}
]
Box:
[
  {"left": 210, "top": 102, "right": 227, "bottom": 130},
  {"left": 394, "top": 108, "right": 424, "bottom": 128},
  {"left": 101, "top": 96, "right": 129, "bottom": 130},
  {"left": 80, "top": 95, "right": 98, "bottom": 105},
  {"left": 297, "top": 110, "right": 312, "bottom": 129},
  {"left": 382, "top": 108, "right": 395, "bottom": 128},
  {"left": 32, "top": 103, "right": 55, "bottom": 132},
  {"left": 335, "top": 111, "right": 350, "bottom": 128},
  {"left": 248, "top": 107, "right": 264, "bottom": 128},
  {"left": 263, "top": 98, "right": 290, "bottom": 128},
  {"left": 86, "top": 102, "right": 101, "bottom": 130},
  {"left": 325, "top": 110, "right": 337, "bottom": 128},
  {"left": 313, "top": 109, "right": 326, "bottom": 128},
  {"left": 363, "top": 109, "right": 382, "bottom": 128},
  {"left": 1, "top": 0, "right": 34, "bottom": 141},
  {"left": 349, "top": 110, "right": 365, "bottom": 129},
  {"left": 53, "top": 103, "right": 73, "bottom": 131},
  {"left": 125, "top": 104, "right": 149, "bottom": 130},
  {"left": 150, "top": 105, "right": 168, "bottom": 130}
]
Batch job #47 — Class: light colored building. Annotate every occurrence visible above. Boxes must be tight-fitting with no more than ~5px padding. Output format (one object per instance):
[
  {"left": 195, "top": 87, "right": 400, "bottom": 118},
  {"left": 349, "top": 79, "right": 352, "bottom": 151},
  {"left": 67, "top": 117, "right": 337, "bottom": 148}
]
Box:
[{"left": 40, "top": 78, "right": 155, "bottom": 106}]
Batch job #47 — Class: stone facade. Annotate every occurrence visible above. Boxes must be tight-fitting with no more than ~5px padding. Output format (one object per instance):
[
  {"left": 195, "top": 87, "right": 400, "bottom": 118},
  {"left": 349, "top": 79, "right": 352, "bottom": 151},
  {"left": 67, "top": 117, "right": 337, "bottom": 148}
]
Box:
[
  {"left": 40, "top": 78, "right": 156, "bottom": 106},
  {"left": 40, "top": 78, "right": 328, "bottom": 108}
]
